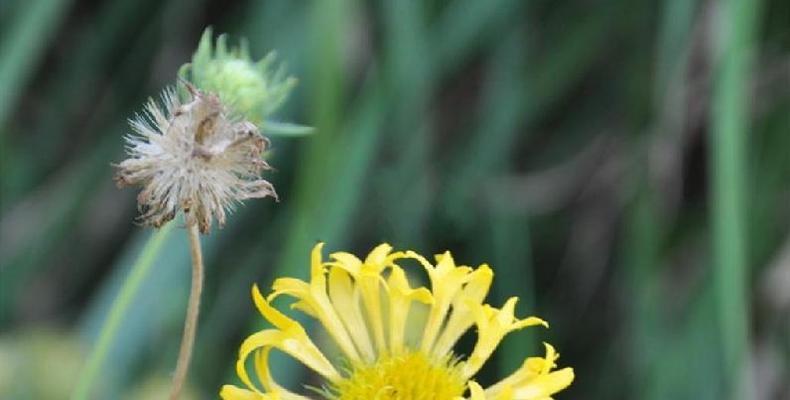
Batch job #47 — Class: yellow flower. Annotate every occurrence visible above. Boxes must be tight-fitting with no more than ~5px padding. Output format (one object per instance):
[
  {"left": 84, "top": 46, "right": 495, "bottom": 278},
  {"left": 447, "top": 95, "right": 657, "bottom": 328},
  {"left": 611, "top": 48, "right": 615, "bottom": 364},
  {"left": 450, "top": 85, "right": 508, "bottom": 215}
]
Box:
[{"left": 221, "top": 243, "right": 574, "bottom": 400}]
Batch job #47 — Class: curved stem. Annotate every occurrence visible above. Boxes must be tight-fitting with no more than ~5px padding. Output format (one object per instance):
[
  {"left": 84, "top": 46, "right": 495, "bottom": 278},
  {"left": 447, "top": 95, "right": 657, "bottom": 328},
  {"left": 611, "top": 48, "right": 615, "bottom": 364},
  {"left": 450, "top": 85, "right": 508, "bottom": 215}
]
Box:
[{"left": 169, "top": 223, "right": 204, "bottom": 400}]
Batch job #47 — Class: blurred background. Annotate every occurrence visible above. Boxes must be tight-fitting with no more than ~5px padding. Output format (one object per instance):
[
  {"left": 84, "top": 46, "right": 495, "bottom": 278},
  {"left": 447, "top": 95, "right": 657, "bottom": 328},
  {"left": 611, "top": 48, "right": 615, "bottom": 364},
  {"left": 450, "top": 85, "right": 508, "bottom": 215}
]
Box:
[{"left": 1, "top": 0, "right": 789, "bottom": 399}]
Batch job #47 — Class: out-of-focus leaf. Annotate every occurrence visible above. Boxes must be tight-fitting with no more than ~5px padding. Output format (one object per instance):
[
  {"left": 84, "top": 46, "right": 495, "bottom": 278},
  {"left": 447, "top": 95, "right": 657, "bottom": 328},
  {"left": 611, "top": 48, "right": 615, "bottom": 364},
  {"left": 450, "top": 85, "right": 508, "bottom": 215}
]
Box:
[
  {"left": 0, "top": 0, "right": 72, "bottom": 128},
  {"left": 261, "top": 121, "right": 315, "bottom": 136}
]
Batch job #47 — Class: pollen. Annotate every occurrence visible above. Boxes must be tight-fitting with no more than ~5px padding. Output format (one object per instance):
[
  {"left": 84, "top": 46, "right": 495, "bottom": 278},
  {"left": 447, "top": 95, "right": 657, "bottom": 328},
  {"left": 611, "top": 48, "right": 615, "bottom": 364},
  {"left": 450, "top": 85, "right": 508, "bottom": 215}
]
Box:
[{"left": 328, "top": 352, "right": 466, "bottom": 400}]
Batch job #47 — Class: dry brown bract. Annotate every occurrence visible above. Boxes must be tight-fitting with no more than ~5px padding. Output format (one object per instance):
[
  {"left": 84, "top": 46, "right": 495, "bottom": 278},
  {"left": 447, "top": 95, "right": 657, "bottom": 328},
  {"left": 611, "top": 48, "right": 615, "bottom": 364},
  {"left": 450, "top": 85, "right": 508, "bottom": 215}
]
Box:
[{"left": 114, "top": 84, "right": 277, "bottom": 233}]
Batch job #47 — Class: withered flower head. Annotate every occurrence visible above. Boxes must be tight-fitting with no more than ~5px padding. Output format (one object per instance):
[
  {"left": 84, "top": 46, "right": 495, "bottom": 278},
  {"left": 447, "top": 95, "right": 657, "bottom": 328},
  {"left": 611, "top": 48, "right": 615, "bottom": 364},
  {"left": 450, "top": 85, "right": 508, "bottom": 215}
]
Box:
[{"left": 114, "top": 84, "right": 277, "bottom": 233}]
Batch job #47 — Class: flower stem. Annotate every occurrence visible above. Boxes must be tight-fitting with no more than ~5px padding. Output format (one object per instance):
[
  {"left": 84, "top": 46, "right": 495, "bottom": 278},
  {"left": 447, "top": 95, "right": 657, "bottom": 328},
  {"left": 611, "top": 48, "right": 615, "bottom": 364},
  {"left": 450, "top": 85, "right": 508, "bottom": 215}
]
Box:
[
  {"left": 72, "top": 222, "right": 175, "bottom": 400},
  {"left": 169, "top": 223, "right": 204, "bottom": 400}
]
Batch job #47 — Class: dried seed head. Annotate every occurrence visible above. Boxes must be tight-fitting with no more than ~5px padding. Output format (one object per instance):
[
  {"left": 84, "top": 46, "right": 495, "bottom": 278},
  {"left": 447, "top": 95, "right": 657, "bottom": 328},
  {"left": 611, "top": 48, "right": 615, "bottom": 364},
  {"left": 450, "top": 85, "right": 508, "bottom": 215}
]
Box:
[{"left": 114, "top": 84, "right": 277, "bottom": 233}]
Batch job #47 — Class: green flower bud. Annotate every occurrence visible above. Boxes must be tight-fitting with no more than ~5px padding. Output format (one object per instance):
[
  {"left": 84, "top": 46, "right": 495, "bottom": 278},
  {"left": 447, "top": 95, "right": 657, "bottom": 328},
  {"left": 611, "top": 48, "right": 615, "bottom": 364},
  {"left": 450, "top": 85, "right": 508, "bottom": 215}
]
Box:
[{"left": 179, "top": 28, "right": 299, "bottom": 128}]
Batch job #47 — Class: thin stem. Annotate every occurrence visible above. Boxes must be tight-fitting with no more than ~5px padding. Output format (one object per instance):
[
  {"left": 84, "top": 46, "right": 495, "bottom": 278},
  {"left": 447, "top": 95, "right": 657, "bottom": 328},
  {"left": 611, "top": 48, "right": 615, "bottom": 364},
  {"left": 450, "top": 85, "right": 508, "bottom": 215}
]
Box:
[
  {"left": 72, "top": 222, "right": 175, "bottom": 400},
  {"left": 169, "top": 223, "right": 204, "bottom": 400},
  {"left": 710, "top": 0, "right": 760, "bottom": 397}
]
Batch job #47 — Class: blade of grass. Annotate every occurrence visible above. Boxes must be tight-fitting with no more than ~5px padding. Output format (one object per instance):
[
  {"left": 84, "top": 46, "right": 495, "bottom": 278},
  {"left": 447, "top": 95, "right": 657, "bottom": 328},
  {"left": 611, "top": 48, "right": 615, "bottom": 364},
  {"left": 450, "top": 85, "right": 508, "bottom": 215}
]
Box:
[
  {"left": 432, "top": 0, "right": 525, "bottom": 72},
  {"left": 645, "top": 284, "right": 724, "bottom": 399},
  {"left": 443, "top": 5, "right": 616, "bottom": 224},
  {"left": 443, "top": 27, "right": 531, "bottom": 226},
  {"left": 71, "top": 222, "right": 175, "bottom": 400},
  {"left": 709, "top": 0, "right": 762, "bottom": 397},
  {"left": 0, "top": 13, "right": 176, "bottom": 321},
  {"left": 0, "top": 134, "right": 117, "bottom": 322},
  {"left": 460, "top": 29, "right": 534, "bottom": 375},
  {"left": 77, "top": 220, "right": 224, "bottom": 395},
  {"left": 379, "top": 0, "right": 432, "bottom": 244},
  {"left": 1, "top": 0, "right": 169, "bottom": 207},
  {"left": 622, "top": 189, "right": 664, "bottom": 398},
  {"left": 0, "top": 0, "right": 72, "bottom": 128},
  {"left": 625, "top": 0, "right": 696, "bottom": 397},
  {"left": 487, "top": 213, "right": 537, "bottom": 373}
]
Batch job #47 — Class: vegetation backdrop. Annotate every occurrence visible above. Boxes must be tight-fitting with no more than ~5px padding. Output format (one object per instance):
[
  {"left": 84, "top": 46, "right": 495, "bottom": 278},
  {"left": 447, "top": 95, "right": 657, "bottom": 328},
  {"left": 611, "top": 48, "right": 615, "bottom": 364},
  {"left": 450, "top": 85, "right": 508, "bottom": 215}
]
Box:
[{"left": 1, "top": 0, "right": 788, "bottom": 399}]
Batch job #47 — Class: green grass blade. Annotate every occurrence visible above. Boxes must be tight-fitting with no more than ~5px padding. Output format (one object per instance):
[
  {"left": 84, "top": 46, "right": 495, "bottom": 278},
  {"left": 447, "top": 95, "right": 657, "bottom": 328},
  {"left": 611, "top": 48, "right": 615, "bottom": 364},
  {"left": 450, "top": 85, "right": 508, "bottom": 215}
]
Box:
[
  {"left": 709, "top": 0, "right": 762, "bottom": 397},
  {"left": 71, "top": 222, "right": 175, "bottom": 400},
  {"left": 261, "top": 121, "right": 315, "bottom": 136},
  {"left": 0, "top": 0, "right": 72, "bottom": 128}
]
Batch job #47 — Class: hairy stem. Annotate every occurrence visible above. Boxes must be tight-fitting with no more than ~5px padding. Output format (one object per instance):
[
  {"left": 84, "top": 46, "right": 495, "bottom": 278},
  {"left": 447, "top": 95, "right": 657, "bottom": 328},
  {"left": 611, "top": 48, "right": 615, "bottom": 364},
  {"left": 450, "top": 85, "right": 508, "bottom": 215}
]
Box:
[{"left": 169, "top": 223, "right": 204, "bottom": 400}]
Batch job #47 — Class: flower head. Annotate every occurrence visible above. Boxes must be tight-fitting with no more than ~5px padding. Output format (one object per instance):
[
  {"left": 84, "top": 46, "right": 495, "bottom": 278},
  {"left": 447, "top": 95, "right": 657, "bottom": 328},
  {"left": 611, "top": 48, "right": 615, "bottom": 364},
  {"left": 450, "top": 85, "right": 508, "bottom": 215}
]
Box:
[
  {"left": 114, "top": 84, "right": 277, "bottom": 233},
  {"left": 180, "top": 28, "right": 297, "bottom": 125},
  {"left": 221, "top": 243, "right": 574, "bottom": 400}
]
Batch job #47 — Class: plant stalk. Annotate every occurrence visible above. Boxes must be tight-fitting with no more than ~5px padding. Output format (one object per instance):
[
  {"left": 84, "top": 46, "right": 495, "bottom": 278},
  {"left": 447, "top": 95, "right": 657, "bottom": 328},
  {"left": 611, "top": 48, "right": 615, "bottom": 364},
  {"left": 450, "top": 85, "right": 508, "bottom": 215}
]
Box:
[
  {"left": 169, "top": 222, "right": 204, "bottom": 400},
  {"left": 710, "top": 0, "right": 761, "bottom": 397}
]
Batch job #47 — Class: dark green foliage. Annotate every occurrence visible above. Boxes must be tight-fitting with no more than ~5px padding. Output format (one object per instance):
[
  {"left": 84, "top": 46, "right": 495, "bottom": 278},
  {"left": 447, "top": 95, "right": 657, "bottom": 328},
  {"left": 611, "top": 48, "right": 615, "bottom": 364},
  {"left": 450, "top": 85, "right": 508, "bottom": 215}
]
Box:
[{"left": 1, "top": 0, "right": 788, "bottom": 398}]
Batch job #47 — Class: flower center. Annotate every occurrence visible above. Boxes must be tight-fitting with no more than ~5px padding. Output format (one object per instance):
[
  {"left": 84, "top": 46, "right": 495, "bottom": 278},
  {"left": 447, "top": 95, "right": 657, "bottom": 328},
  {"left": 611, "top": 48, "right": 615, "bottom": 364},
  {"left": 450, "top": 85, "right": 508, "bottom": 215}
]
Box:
[{"left": 326, "top": 352, "right": 466, "bottom": 400}]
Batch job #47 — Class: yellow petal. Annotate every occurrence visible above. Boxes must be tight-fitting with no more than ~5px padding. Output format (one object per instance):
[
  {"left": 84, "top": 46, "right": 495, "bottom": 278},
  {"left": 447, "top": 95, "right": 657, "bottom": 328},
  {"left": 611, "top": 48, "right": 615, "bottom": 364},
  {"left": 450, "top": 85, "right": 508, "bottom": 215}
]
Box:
[
  {"left": 311, "top": 242, "right": 325, "bottom": 274},
  {"left": 467, "top": 381, "right": 486, "bottom": 400},
  {"left": 253, "top": 285, "right": 302, "bottom": 331},
  {"left": 220, "top": 385, "right": 268, "bottom": 400},
  {"left": 364, "top": 242, "right": 393, "bottom": 265},
  {"left": 269, "top": 278, "right": 311, "bottom": 302},
  {"left": 405, "top": 250, "right": 473, "bottom": 353},
  {"left": 253, "top": 348, "right": 313, "bottom": 400},
  {"left": 511, "top": 368, "right": 574, "bottom": 399},
  {"left": 288, "top": 299, "right": 318, "bottom": 319},
  {"left": 328, "top": 251, "right": 362, "bottom": 276},
  {"left": 540, "top": 343, "right": 558, "bottom": 374},
  {"left": 266, "top": 245, "right": 362, "bottom": 362},
  {"left": 484, "top": 357, "right": 542, "bottom": 397},
  {"left": 387, "top": 266, "right": 433, "bottom": 353},
  {"left": 245, "top": 287, "right": 340, "bottom": 380},
  {"left": 484, "top": 343, "right": 573, "bottom": 400},
  {"left": 462, "top": 297, "right": 547, "bottom": 378},
  {"left": 432, "top": 264, "right": 494, "bottom": 357},
  {"left": 359, "top": 264, "right": 388, "bottom": 353},
  {"left": 327, "top": 266, "right": 375, "bottom": 361},
  {"left": 269, "top": 278, "right": 318, "bottom": 319},
  {"left": 236, "top": 329, "right": 339, "bottom": 391}
]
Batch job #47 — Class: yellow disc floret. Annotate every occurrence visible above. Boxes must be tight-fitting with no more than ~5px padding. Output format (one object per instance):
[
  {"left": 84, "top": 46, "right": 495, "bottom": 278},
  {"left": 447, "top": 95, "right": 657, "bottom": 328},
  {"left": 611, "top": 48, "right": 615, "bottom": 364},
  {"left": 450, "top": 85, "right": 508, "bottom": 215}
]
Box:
[{"left": 328, "top": 352, "right": 466, "bottom": 400}]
